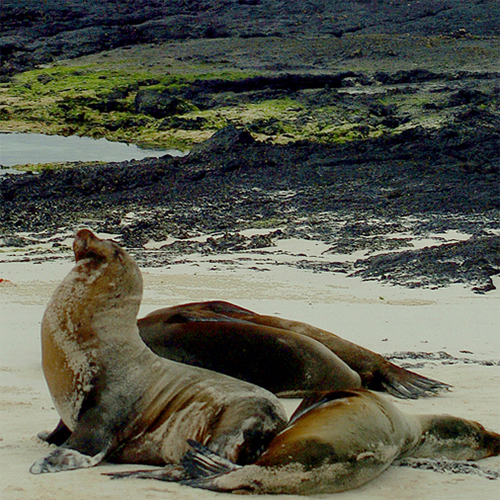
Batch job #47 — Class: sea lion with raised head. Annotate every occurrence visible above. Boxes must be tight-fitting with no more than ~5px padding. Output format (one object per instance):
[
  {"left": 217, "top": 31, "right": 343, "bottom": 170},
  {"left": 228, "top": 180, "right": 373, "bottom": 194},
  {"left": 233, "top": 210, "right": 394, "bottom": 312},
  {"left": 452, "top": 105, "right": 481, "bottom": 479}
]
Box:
[
  {"left": 30, "top": 229, "right": 288, "bottom": 474},
  {"left": 165, "top": 389, "right": 499, "bottom": 495}
]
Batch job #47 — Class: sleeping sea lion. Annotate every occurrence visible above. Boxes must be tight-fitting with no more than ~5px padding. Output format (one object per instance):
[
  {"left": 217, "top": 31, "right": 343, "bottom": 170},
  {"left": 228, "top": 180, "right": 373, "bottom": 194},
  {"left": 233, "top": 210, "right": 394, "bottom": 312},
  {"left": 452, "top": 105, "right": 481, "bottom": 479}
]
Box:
[
  {"left": 142, "top": 389, "right": 499, "bottom": 495},
  {"left": 137, "top": 302, "right": 362, "bottom": 398},
  {"left": 137, "top": 301, "right": 449, "bottom": 399},
  {"left": 30, "top": 229, "right": 288, "bottom": 474}
]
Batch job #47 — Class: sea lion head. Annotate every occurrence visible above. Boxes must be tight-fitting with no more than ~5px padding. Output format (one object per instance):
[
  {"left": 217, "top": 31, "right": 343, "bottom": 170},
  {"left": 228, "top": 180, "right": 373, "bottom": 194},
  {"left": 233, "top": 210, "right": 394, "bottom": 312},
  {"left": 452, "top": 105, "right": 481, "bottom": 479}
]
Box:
[
  {"left": 416, "top": 415, "right": 500, "bottom": 461},
  {"left": 71, "top": 229, "right": 143, "bottom": 330}
]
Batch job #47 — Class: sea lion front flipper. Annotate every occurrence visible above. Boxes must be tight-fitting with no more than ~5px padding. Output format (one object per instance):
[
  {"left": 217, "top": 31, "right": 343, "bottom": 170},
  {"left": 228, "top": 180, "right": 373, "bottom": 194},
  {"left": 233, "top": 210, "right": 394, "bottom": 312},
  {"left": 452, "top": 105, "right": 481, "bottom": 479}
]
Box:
[
  {"left": 103, "top": 443, "right": 225, "bottom": 482},
  {"left": 30, "top": 448, "right": 105, "bottom": 474},
  {"left": 30, "top": 413, "right": 113, "bottom": 474},
  {"left": 31, "top": 380, "right": 121, "bottom": 474}
]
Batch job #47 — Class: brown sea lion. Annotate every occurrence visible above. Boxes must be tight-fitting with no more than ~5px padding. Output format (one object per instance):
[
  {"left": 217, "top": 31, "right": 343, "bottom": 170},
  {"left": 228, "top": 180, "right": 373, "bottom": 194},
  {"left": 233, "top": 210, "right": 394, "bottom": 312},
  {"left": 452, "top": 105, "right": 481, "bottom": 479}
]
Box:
[
  {"left": 30, "top": 229, "right": 288, "bottom": 474},
  {"left": 138, "top": 301, "right": 450, "bottom": 399},
  {"left": 41, "top": 305, "right": 365, "bottom": 446},
  {"left": 169, "top": 389, "right": 500, "bottom": 495},
  {"left": 40, "top": 253, "right": 450, "bottom": 448}
]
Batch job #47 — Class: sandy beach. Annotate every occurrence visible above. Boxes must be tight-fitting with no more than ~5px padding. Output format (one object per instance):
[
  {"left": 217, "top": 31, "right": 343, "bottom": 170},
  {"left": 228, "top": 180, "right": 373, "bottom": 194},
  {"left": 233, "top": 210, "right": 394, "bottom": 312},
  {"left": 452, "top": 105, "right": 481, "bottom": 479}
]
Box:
[
  {"left": 1, "top": 237, "right": 499, "bottom": 500},
  {"left": 2, "top": 1, "right": 499, "bottom": 497}
]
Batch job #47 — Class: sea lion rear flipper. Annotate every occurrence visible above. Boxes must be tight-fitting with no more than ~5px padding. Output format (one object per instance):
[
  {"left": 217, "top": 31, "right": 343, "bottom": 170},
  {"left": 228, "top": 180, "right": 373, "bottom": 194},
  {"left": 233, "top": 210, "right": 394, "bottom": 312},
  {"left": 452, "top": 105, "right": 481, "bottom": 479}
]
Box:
[
  {"left": 376, "top": 363, "right": 451, "bottom": 399},
  {"left": 180, "top": 440, "right": 241, "bottom": 491},
  {"left": 182, "top": 440, "right": 238, "bottom": 478}
]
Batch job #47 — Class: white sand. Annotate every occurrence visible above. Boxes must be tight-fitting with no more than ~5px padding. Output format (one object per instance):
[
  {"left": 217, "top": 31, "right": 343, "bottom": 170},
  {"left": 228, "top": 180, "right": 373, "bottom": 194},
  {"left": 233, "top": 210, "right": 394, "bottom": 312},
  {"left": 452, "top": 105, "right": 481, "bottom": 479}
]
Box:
[{"left": 1, "top": 246, "right": 499, "bottom": 500}]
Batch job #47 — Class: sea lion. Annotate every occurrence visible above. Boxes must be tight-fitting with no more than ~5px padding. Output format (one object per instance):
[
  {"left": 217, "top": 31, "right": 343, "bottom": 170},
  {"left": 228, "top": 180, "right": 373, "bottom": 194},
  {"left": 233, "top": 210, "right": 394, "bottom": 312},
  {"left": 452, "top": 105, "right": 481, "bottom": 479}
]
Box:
[
  {"left": 170, "top": 389, "right": 500, "bottom": 495},
  {"left": 40, "top": 254, "right": 451, "bottom": 448},
  {"left": 30, "top": 229, "right": 288, "bottom": 474},
  {"left": 40, "top": 300, "right": 451, "bottom": 448},
  {"left": 41, "top": 304, "right": 365, "bottom": 447},
  {"left": 138, "top": 302, "right": 362, "bottom": 398},
  {"left": 137, "top": 301, "right": 449, "bottom": 399}
]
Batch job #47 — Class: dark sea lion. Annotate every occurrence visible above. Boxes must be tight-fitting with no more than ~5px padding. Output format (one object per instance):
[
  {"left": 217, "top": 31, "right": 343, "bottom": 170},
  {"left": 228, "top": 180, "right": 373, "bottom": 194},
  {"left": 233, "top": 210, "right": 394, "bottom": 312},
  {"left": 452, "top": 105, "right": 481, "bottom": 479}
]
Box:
[
  {"left": 174, "top": 389, "right": 500, "bottom": 495},
  {"left": 30, "top": 229, "right": 287, "bottom": 474},
  {"left": 138, "top": 302, "right": 361, "bottom": 398},
  {"left": 137, "top": 301, "right": 449, "bottom": 399}
]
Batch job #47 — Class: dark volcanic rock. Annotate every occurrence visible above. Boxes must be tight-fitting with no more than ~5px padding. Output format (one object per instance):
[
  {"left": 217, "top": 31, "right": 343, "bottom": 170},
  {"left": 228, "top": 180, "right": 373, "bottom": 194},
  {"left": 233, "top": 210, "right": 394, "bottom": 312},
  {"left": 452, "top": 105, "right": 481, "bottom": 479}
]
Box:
[
  {"left": 191, "top": 125, "right": 255, "bottom": 155},
  {"left": 353, "top": 236, "right": 500, "bottom": 290},
  {"left": 2, "top": 0, "right": 500, "bottom": 75},
  {"left": 1, "top": 1, "right": 500, "bottom": 292},
  {"left": 1, "top": 120, "right": 499, "bottom": 291}
]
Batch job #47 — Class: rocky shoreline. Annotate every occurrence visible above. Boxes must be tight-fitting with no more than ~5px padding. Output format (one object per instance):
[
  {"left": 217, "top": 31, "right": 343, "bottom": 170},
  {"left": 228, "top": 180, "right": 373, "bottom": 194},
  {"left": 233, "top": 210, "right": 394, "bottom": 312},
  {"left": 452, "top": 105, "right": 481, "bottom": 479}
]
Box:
[
  {"left": 1, "top": 0, "right": 499, "bottom": 292},
  {"left": 2, "top": 120, "right": 499, "bottom": 291}
]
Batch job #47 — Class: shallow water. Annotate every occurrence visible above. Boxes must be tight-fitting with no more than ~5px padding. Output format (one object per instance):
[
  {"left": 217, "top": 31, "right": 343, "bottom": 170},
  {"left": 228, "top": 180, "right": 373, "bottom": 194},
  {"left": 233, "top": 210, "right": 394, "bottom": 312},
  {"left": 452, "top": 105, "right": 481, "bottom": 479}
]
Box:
[{"left": 0, "top": 132, "right": 186, "bottom": 168}]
